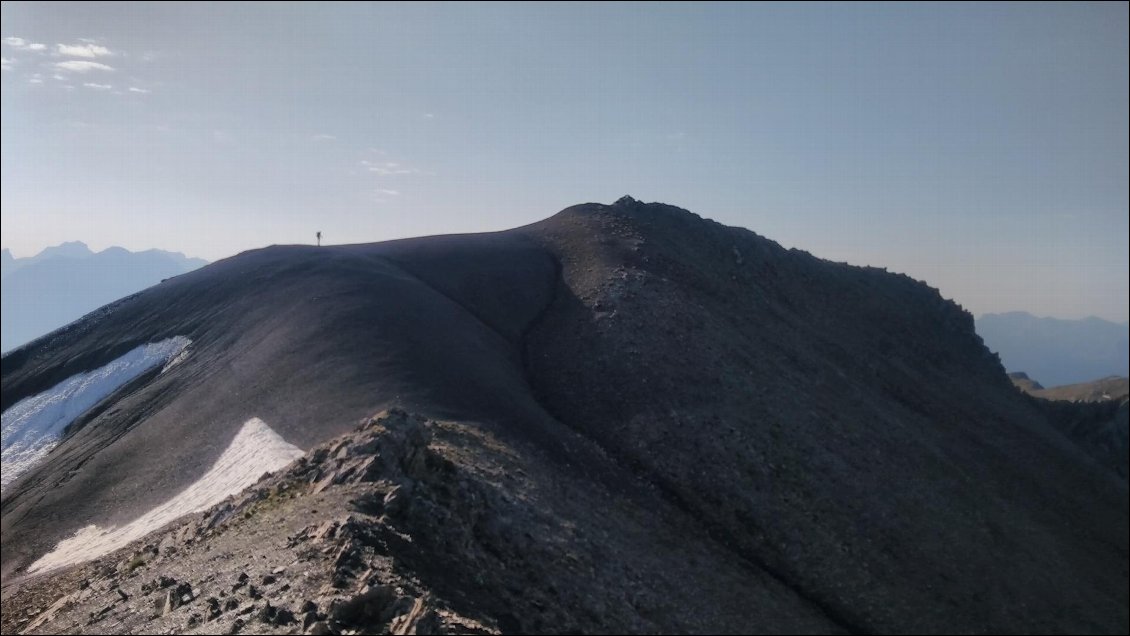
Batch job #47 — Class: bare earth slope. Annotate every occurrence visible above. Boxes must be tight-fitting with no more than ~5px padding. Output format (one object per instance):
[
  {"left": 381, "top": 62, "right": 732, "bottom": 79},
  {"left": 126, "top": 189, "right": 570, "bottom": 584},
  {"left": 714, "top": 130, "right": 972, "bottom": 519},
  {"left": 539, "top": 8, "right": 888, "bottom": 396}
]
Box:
[
  {"left": 1009, "top": 374, "right": 1129, "bottom": 481},
  {"left": 2, "top": 198, "right": 1127, "bottom": 634},
  {"left": 1027, "top": 376, "right": 1129, "bottom": 403}
]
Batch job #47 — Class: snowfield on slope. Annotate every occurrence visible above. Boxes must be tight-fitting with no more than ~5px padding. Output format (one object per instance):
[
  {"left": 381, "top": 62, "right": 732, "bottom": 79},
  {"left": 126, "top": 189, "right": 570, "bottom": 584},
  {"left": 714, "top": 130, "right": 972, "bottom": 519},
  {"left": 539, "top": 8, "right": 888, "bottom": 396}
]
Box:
[
  {"left": 0, "top": 336, "right": 191, "bottom": 493},
  {"left": 28, "top": 417, "right": 304, "bottom": 574}
]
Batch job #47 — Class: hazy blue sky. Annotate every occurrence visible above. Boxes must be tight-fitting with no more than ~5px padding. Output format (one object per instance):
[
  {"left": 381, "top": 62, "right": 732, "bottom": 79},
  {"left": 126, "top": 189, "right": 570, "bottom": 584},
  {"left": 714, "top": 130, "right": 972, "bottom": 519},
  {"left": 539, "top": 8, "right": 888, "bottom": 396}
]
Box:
[{"left": 2, "top": 2, "right": 1127, "bottom": 321}]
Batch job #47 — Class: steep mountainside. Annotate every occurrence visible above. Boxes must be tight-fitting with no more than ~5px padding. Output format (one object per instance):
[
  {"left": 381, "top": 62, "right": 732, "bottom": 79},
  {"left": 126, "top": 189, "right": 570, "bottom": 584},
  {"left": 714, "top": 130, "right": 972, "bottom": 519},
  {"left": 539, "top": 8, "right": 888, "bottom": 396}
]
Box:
[
  {"left": 1008, "top": 374, "right": 1129, "bottom": 481},
  {"left": 1, "top": 242, "right": 207, "bottom": 352},
  {"left": 1038, "top": 396, "right": 1129, "bottom": 482},
  {"left": 2, "top": 199, "right": 1126, "bottom": 634},
  {"left": 977, "top": 312, "right": 1129, "bottom": 387}
]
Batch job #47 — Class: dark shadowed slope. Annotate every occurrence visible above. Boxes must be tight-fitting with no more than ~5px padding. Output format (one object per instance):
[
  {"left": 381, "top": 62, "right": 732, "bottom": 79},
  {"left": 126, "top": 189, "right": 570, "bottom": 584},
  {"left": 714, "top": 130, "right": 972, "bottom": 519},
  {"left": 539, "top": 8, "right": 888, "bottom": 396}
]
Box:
[
  {"left": 1008, "top": 374, "right": 1129, "bottom": 480},
  {"left": 1, "top": 243, "right": 207, "bottom": 352},
  {"left": 2, "top": 199, "right": 1127, "bottom": 634},
  {"left": 521, "top": 200, "right": 1127, "bottom": 632}
]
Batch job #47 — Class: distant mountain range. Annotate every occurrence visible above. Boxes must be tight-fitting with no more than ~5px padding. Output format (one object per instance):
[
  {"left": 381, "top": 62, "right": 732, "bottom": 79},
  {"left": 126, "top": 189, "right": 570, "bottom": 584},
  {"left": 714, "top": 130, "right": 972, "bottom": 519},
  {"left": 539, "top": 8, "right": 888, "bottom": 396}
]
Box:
[
  {"left": 976, "top": 312, "right": 1129, "bottom": 387},
  {"left": 1, "top": 242, "right": 207, "bottom": 353}
]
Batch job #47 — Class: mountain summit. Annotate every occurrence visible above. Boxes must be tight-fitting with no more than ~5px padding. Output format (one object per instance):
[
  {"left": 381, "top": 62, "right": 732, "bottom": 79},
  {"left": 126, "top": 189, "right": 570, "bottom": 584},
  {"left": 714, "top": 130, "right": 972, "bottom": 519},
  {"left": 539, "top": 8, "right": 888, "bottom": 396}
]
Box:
[{"left": 1, "top": 200, "right": 1126, "bottom": 634}]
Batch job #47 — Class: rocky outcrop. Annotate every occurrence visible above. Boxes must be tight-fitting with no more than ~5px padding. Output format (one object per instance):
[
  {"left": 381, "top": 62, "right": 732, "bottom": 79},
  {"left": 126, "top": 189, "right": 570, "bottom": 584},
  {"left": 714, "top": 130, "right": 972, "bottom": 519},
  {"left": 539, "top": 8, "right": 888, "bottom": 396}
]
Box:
[
  {"left": 2, "top": 409, "right": 841, "bottom": 634},
  {"left": 0, "top": 412, "right": 499, "bottom": 635},
  {"left": 1008, "top": 371, "right": 1045, "bottom": 392}
]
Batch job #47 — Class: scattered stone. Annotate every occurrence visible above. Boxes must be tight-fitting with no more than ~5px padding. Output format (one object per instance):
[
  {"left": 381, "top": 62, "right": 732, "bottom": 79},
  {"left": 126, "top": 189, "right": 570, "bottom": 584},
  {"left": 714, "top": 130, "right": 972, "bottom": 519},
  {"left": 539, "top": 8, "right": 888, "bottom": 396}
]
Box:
[
  {"left": 388, "top": 597, "right": 439, "bottom": 635},
  {"left": 88, "top": 603, "right": 114, "bottom": 623},
  {"left": 382, "top": 485, "right": 408, "bottom": 516},
  {"left": 332, "top": 585, "right": 396, "bottom": 626},
  {"left": 310, "top": 520, "right": 340, "bottom": 543},
  {"left": 22, "top": 591, "right": 85, "bottom": 633},
  {"left": 206, "top": 597, "right": 222, "bottom": 621},
  {"left": 261, "top": 573, "right": 276, "bottom": 585},
  {"left": 157, "top": 590, "right": 177, "bottom": 616},
  {"left": 176, "top": 581, "right": 195, "bottom": 605},
  {"left": 115, "top": 588, "right": 129, "bottom": 601},
  {"left": 302, "top": 610, "right": 319, "bottom": 631},
  {"left": 273, "top": 607, "right": 297, "bottom": 625},
  {"left": 237, "top": 604, "right": 257, "bottom": 616}
]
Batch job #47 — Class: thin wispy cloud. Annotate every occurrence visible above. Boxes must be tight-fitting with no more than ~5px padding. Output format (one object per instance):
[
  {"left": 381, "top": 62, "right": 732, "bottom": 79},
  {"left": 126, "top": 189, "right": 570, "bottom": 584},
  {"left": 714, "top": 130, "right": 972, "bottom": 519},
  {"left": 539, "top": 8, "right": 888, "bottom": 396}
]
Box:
[
  {"left": 1, "top": 58, "right": 12, "bottom": 71},
  {"left": 310, "top": 134, "right": 336, "bottom": 141},
  {"left": 128, "top": 86, "right": 150, "bottom": 94},
  {"left": 376, "top": 189, "right": 401, "bottom": 196},
  {"left": 83, "top": 82, "right": 112, "bottom": 90},
  {"left": 28, "top": 77, "right": 43, "bottom": 84},
  {"left": 54, "top": 60, "right": 114, "bottom": 73},
  {"left": 3, "top": 37, "right": 47, "bottom": 51},
  {"left": 360, "top": 160, "right": 418, "bottom": 176},
  {"left": 57, "top": 43, "right": 113, "bottom": 58}
]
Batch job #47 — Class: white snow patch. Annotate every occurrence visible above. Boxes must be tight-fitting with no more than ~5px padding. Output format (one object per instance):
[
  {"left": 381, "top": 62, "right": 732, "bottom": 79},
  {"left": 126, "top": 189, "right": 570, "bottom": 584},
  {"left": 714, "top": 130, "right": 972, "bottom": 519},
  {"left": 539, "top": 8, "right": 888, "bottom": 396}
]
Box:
[
  {"left": 161, "top": 346, "right": 190, "bottom": 373},
  {"left": 1, "top": 337, "right": 191, "bottom": 493},
  {"left": 28, "top": 417, "right": 303, "bottom": 574}
]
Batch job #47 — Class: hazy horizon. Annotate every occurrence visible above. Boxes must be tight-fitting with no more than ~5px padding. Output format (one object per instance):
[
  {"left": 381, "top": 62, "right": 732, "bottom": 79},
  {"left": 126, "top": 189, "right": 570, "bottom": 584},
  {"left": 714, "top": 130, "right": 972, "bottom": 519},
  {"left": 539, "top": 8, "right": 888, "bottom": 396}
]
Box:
[
  {"left": 3, "top": 233, "right": 1129, "bottom": 326},
  {"left": 3, "top": 2, "right": 1127, "bottom": 322}
]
